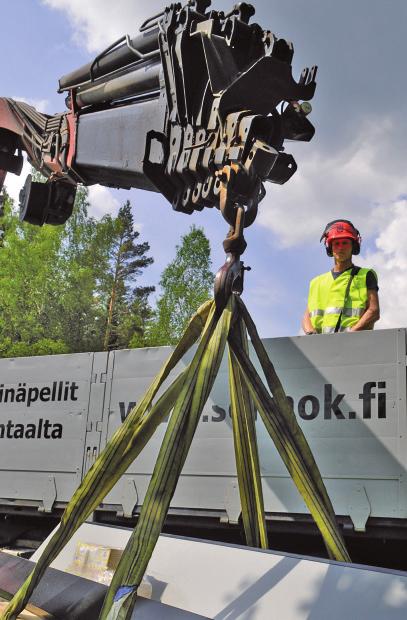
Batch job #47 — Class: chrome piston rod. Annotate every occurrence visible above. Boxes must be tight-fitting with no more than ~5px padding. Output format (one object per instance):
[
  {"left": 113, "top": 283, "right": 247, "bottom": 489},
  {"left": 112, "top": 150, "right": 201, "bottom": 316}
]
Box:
[{"left": 74, "top": 61, "right": 161, "bottom": 108}]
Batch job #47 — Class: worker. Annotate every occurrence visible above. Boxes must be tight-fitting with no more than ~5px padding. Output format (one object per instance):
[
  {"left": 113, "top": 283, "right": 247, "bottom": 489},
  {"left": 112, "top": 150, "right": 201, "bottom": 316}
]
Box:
[{"left": 302, "top": 219, "right": 380, "bottom": 334}]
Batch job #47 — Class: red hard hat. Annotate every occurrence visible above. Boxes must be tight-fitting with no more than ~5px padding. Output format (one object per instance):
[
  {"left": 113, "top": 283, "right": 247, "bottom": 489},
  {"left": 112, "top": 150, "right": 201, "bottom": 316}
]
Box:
[{"left": 320, "top": 220, "right": 361, "bottom": 256}]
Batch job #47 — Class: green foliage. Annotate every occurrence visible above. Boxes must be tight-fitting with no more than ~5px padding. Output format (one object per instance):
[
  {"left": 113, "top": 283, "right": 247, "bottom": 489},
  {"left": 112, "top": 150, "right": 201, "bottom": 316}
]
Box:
[
  {"left": 0, "top": 338, "right": 69, "bottom": 358},
  {"left": 147, "top": 225, "right": 214, "bottom": 345},
  {"left": 0, "top": 189, "right": 154, "bottom": 357},
  {"left": 0, "top": 187, "right": 213, "bottom": 357},
  {"left": 0, "top": 192, "right": 65, "bottom": 347},
  {"left": 31, "top": 170, "right": 47, "bottom": 183},
  {"left": 55, "top": 186, "right": 112, "bottom": 352}
]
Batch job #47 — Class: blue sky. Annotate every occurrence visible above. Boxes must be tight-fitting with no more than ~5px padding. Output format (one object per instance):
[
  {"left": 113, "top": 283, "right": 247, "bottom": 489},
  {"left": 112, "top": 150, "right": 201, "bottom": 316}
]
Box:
[{"left": 3, "top": 0, "right": 407, "bottom": 335}]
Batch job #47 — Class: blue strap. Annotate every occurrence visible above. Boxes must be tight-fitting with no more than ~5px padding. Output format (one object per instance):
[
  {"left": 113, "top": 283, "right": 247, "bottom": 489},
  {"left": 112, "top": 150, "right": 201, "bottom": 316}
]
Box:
[{"left": 114, "top": 585, "right": 137, "bottom": 603}]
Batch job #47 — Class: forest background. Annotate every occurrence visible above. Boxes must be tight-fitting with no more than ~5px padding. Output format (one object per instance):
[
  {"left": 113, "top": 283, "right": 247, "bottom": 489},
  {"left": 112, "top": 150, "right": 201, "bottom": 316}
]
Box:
[{"left": 0, "top": 185, "right": 214, "bottom": 357}]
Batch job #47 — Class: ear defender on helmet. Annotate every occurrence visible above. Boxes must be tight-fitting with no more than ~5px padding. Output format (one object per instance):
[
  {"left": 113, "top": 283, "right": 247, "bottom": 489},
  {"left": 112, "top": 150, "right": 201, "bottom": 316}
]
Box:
[{"left": 320, "top": 219, "right": 361, "bottom": 257}]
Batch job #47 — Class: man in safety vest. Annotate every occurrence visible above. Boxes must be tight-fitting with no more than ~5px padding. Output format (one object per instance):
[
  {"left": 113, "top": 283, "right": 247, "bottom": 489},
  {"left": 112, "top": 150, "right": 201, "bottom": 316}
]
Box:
[{"left": 302, "top": 220, "right": 380, "bottom": 334}]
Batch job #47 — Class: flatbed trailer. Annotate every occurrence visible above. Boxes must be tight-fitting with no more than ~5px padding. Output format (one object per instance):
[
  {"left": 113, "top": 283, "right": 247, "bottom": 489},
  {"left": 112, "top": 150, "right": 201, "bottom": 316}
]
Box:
[{"left": 1, "top": 329, "right": 406, "bottom": 566}]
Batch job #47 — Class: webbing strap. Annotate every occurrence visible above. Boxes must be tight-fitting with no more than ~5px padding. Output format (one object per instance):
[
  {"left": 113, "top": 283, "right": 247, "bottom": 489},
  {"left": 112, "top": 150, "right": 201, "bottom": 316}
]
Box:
[{"left": 4, "top": 297, "right": 350, "bottom": 620}]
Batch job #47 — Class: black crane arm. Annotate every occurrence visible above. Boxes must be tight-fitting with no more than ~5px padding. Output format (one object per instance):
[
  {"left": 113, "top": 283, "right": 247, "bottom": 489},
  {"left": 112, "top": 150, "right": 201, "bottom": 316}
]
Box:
[{"left": 0, "top": 0, "right": 317, "bottom": 228}]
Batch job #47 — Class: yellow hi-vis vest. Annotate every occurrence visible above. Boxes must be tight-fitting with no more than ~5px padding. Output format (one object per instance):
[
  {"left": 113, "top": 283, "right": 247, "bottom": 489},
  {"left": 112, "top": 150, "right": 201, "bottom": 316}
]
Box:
[{"left": 308, "top": 267, "right": 376, "bottom": 334}]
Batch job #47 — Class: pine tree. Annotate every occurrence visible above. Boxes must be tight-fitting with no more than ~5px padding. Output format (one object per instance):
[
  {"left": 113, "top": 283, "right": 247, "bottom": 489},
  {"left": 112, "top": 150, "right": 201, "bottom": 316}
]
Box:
[{"left": 103, "top": 201, "right": 154, "bottom": 350}]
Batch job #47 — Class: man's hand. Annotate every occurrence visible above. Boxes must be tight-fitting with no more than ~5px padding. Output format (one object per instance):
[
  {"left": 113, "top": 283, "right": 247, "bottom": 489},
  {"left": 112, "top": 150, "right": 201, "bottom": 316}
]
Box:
[{"left": 302, "top": 306, "right": 317, "bottom": 334}]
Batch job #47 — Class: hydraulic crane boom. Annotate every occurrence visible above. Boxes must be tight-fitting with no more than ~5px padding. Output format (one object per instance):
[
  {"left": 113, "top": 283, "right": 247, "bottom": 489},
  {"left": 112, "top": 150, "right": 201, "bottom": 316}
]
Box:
[{"left": 0, "top": 0, "right": 316, "bottom": 228}]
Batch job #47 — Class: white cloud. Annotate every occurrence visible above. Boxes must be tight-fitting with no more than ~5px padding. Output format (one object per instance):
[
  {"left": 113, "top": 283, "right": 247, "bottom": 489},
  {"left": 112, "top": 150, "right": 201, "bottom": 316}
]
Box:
[
  {"left": 42, "top": 0, "right": 164, "bottom": 53},
  {"left": 87, "top": 185, "right": 120, "bottom": 219},
  {"left": 258, "top": 117, "right": 405, "bottom": 248},
  {"left": 3, "top": 157, "right": 31, "bottom": 206},
  {"left": 133, "top": 220, "right": 144, "bottom": 233},
  {"left": 361, "top": 200, "right": 407, "bottom": 329}
]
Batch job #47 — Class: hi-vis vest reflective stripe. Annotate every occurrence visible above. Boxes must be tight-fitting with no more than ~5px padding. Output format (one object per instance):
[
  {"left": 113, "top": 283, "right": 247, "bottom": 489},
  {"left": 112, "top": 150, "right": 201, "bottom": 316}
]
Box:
[{"left": 308, "top": 267, "right": 376, "bottom": 334}]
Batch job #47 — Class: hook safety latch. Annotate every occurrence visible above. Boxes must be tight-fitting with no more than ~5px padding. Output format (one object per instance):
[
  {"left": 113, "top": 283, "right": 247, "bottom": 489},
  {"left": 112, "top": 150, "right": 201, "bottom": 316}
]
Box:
[
  {"left": 214, "top": 253, "right": 251, "bottom": 312},
  {"left": 214, "top": 204, "right": 251, "bottom": 311}
]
